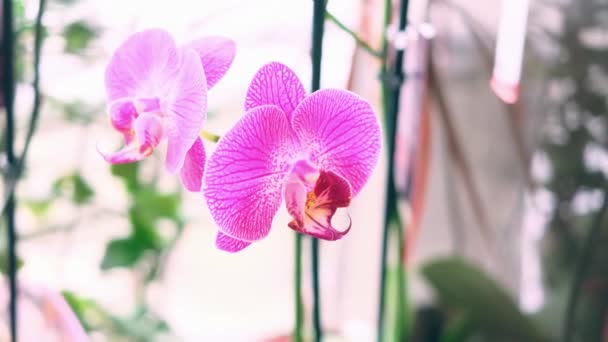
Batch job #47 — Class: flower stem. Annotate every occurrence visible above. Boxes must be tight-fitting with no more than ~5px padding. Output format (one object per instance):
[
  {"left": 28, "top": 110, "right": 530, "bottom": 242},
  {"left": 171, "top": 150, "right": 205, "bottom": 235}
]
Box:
[
  {"left": 325, "top": 11, "right": 383, "bottom": 58},
  {"left": 2, "top": 0, "right": 17, "bottom": 339},
  {"left": 294, "top": 234, "right": 303, "bottom": 342},
  {"left": 310, "top": 0, "right": 327, "bottom": 341},
  {"left": 562, "top": 192, "right": 608, "bottom": 342},
  {"left": 376, "top": 0, "right": 394, "bottom": 339},
  {"left": 377, "top": 0, "right": 410, "bottom": 341}
]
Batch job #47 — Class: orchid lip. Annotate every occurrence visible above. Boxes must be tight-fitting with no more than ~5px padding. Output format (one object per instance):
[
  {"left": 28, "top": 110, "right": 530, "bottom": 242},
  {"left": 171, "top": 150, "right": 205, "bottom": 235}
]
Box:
[{"left": 284, "top": 167, "right": 353, "bottom": 241}]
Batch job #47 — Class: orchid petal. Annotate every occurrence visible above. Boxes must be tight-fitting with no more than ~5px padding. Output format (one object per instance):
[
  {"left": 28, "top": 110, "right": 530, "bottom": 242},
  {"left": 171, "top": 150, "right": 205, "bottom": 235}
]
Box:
[
  {"left": 204, "top": 105, "right": 300, "bottom": 242},
  {"left": 108, "top": 99, "right": 137, "bottom": 133},
  {"left": 184, "top": 36, "right": 236, "bottom": 89},
  {"left": 245, "top": 62, "right": 306, "bottom": 119},
  {"left": 291, "top": 89, "right": 381, "bottom": 195},
  {"left": 180, "top": 137, "right": 206, "bottom": 192},
  {"left": 99, "top": 144, "right": 145, "bottom": 164},
  {"left": 133, "top": 113, "right": 163, "bottom": 153},
  {"left": 284, "top": 160, "right": 319, "bottom": 227},
  {"left": 105, "top": 29, "right": 179, "bottom": 102},
  {"left": 215, "top": 232, "right": 251, "bottom": 253},
  {"left": 100, "top": 113, "right": 162, "bottom": 164},
  {"left": 164, "top": 49, "right": 208, "bottom": 173}
]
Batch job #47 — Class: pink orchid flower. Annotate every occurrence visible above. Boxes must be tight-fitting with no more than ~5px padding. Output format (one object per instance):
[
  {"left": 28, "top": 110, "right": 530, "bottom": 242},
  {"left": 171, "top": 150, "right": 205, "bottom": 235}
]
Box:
[
  {"left": 204, "top": 62, "right": 381, "bottom": 252},
  {"left": 100, "top": 28, "right": 235, "bottom": 191}
]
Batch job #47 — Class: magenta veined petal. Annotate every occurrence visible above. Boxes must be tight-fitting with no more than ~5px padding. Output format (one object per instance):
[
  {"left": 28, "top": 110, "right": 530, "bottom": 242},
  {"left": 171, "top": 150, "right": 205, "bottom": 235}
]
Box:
[
  {"left": 164, "top": 49, "right": 208, "bottom": 173},
  {"left": 203, "top": 105, "right": 301, "bottom": 242},
  {"left": 180, "top": 137, "right": 206, "bottom": 192},
  {"left": 291, "top": 89, "right": 381, "bottom": 195},
  {"left": 184, "top": 36, "right": 236, "bottom": 89},
  {"left": 245, "top": 62, "right": 306, "bottom": 119},
  {"left": 105, "top": 29, "right": 179, "bottom": 102},
  {"left": 215, "top": 232, "right": 251, "bottom": 253}
]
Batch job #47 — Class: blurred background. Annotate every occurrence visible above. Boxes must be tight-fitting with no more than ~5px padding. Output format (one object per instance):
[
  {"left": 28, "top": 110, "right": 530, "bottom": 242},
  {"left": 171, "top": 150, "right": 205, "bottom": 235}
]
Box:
[{"left": 1, "top": 0, "right": 607, "bottom": 341}]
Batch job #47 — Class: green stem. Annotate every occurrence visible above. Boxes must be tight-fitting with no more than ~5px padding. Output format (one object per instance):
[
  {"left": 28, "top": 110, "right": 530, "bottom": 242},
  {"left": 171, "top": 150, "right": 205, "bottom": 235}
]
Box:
[
  {"left": 310, "top": 0, "right": 327, "bottom": 341},
  {"left": 562, "top": 192, "right": 608, "bottom": 342},
  {"left": 376, "top": 0, "right": 394, "bottom": 339},
  {"left": 0, "top": 0, "right": 46, "bottom": 218},
  {"left": 294, "top": 234, "right": 303, "bottom": 342},
  {"left": 377, "top": 0, "right": 410, "bottom": 341},
  {"left": 394, "top": 211, "right": 408, "bottom": 341},
  {"left": 325, "top": 11, "right": 383, "bottom": 58},
  {"left": 2, "top": 0, "right": 17, "bottom": 339}
]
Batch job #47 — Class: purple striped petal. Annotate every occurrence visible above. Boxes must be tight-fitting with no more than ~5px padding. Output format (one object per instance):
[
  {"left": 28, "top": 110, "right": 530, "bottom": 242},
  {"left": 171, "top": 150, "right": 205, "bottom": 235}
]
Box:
[
  {"left": 204, "top": 105, "right": 301, "bottom": 243},
  {"left": 215, "top": 232, "right": 251, "bottom": 253},
  {"left": 164, "top": 49, "right": 207, "bottom": 173},
  {"left": 184, "top": 36, "right": 235, "bottom": 89},
  {"left": 105, "top": 29, "right": 179, "bottom": 102},
  {"left": 180, "top": 137, "right": 206, "bottom": 192},
  {"left": 245, "top": 62, "right": 306, "bottom": 119},
  {"left": 291, "top": 89, "right": 381, "bottom": 195}
]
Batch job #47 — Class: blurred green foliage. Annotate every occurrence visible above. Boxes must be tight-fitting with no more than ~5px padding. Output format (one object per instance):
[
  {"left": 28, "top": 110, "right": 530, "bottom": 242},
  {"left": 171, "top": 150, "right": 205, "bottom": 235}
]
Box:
[
  {"left": 422, "top": 259, "right": 547, "bottom": 342},
  {"left": 538, "top": 1, "right": 608, "bottom": 341},
  {"left": 62, "top": 20, "right": 98, "bottom": 54}
]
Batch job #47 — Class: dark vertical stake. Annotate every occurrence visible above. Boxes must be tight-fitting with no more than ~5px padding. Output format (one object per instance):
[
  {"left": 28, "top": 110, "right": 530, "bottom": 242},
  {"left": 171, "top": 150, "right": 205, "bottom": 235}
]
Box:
[
  {"left": 377, "top": 0, "right": 410, "bottom": 341},
  {"left": 310, "top": 0, "right": 326, "bottom": 341},
  {"left": 1, "top": 0, "right": 17, "bottom": 340}
]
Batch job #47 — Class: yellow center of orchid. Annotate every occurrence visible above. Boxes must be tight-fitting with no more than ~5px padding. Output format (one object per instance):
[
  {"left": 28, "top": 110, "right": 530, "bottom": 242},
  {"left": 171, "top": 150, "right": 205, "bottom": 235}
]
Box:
[{"left": 305, "top": 191, "right": 317, "bottom": 210}]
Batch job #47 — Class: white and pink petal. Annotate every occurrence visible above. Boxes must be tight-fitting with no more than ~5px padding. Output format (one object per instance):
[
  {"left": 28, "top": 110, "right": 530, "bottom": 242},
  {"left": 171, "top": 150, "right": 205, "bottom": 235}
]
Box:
[
  {"left": 184, "top": 36, "right": 236, "bottom": 89},
  {"left": 164, "top": 49, "right": 208, "bottom": 173}
]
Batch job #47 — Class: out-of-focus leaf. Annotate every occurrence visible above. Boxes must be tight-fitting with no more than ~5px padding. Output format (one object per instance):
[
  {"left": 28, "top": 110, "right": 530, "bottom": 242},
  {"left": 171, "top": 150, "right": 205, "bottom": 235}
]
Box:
[
  {"left": 62, "top": 21, "right": 98, "bottom": 54},
  {"left": 62, "top": 291, "right": 101, "bottom": 332},
  {"left": 23, "top": 198, "right": 53, "bottom": 217},
  {"left": 132, "top": 188, "right": 180, "bottom": 223},
  {"left": 422, "top": 258, "right": 548, "bottom": 342},
  {"left": 129, "top": 209, "right": 163, "bottom": 249},
  {"left": 100, "top": 237, "right": 147, "bottom": 270},
  {"left": 12, "top": 0, "right": 25, "bottom": 23},
  {"left": 62, "top": 100, "right": 101, "bottom": 124},
  {"left": 53, "top": 172, "right": 94, "bottom": 205},
  {"left": 53, "top": 0, "right": 80, "bottom": 5},
  {"left": 111, "top": 163, "right": 139, "bottom": 191},
  {"left": 0, "top": 253, "right": 24, "bottom": 274}
]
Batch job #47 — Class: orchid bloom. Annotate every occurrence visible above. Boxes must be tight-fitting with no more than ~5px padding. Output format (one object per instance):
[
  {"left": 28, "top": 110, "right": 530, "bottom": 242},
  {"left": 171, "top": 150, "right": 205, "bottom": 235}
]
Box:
[
  {"left": 204, "top": 62, "right": 381, "bottom": 252},
  {"left": 101, "top": 29, "right": 235, "bottom": 191}
]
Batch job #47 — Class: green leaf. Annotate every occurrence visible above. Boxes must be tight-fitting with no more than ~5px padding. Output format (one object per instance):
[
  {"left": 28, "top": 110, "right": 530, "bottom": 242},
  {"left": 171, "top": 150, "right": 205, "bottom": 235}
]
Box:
[
  {"left": 62, "top": 21, "right": 98, "bottom": 54},
  {"left": 23, "top": 198, "right": 53, "bottom": 217},
  {"left": 111, "top": 163, "right": 139, "bottom": 191},
  {"left": 422, "top": 258, "right": 548, "bottom": 342},
  {"left": 61, "top": 100, "right": 101, "bottom": 124},
  {"left": 132, "top": 188, "right": 180, "bottom": 223},
  {"left": 52, "top": 172, "right": 94, "bottom": 205},
  {"left": 62, "top": 291, "right": 99, "bottom": 332},
  {"left": 100, "top": 237, "right": 147, "bottom": 270},
  {"left": 0, "top": 253, "right": 24, "bottom": 274},
  {"left": 129, "top": 209, "right": 163, "bottom": 250}
]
